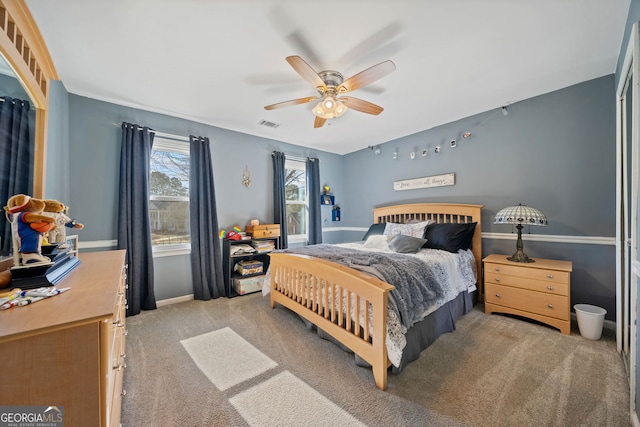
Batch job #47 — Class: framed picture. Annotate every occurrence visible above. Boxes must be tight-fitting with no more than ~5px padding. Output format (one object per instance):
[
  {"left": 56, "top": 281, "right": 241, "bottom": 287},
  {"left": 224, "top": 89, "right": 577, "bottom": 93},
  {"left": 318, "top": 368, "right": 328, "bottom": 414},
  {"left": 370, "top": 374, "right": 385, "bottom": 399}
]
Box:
[{"left": 66, "top": 234, "right": 78, "bottom": 256}]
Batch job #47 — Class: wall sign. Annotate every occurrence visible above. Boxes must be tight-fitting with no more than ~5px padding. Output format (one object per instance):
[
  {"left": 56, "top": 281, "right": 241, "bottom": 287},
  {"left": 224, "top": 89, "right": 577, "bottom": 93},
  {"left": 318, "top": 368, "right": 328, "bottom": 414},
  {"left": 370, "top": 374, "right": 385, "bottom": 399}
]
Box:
[{"left": 393, "top": 173, "right": 455, "bottom": 191}]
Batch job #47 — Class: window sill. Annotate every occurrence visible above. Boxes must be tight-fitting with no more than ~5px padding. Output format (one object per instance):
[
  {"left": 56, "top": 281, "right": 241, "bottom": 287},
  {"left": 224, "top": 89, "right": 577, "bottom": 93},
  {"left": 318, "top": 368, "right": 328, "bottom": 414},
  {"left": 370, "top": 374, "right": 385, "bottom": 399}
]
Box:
[
  {"left": 288, "top": 235, "right": 307, "bottom": 244},
  {"left": 152, "top": 245, "right": 191, "bottom": 258}
]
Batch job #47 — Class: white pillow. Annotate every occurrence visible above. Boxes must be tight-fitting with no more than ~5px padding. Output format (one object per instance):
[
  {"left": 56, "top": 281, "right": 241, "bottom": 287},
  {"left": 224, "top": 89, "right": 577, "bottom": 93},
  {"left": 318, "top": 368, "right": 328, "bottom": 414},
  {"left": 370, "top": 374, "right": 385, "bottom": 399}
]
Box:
[
  {"left": 383, "top": 220, "right": 432, "bottom": 238},
  {"left": 363, "top": 234, "right": 391, "bottom": 250}
]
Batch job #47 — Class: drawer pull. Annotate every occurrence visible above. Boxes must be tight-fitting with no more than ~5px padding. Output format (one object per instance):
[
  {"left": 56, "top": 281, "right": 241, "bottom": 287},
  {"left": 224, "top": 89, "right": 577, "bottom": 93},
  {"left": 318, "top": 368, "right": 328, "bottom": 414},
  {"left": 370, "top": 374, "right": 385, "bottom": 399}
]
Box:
[
  {"left": 122, "top": 389, "right": 127, "bottom": 397},
  {"left": 494, "top": 267, "right": 500, "bottom": 272},
  {"left": 547, "top": 286, "right": 554, "bottom": 291},
  {"left": 495, "top": 277, "right": 500, "bottom": 282},
  {"left": 495, "top": 293, "right": 501, "bottom": 298},
  {"left": 547, "top": 274, "right": 554, "bottom": 279},
  {"left": 123, "top": 329, "right": 128, "bottom": 336},
  {"left": 547, "top": 304, "right": 554, "bottom": 309},
  {"left": 113, "top": 363, "right": 124, "bottom": 371}
]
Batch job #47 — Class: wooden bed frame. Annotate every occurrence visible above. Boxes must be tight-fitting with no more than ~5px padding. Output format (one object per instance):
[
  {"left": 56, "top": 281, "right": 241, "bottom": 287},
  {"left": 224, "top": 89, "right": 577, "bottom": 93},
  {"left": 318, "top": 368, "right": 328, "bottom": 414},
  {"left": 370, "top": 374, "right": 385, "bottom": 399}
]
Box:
[{"left": 268, "top": 203, "right": 483, "bottom": 390}]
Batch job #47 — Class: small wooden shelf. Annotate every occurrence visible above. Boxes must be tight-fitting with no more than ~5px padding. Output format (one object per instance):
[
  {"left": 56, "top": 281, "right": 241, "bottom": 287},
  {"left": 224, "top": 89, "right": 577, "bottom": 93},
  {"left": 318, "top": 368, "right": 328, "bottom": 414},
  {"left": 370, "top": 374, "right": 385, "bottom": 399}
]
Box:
[{"left": 321, "top": 195, "right": 335, "bottom": 205}]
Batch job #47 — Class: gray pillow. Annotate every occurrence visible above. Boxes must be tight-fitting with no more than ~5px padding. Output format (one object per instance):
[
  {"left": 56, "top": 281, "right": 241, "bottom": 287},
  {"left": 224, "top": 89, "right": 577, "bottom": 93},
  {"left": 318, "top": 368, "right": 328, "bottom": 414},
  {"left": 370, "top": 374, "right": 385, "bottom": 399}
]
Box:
[
  {"left": 388, "top": 234, "right": 427, "bottom": 254},
  {"left": 383, "top": 221, "right": 430, "bottom": 238}
]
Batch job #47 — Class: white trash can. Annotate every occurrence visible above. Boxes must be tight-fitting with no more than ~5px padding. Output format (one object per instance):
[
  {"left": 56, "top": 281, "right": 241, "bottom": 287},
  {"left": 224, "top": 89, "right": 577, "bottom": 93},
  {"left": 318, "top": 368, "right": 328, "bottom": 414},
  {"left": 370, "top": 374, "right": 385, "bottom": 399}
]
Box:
[{"left": 574, "top": 304, "right": 607, "bottom": 340}]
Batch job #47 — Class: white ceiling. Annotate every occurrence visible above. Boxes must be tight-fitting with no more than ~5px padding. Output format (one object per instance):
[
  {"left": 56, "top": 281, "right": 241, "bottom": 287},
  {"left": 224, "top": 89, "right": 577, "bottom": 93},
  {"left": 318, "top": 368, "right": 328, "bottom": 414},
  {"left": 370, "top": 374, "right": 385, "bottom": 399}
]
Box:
[{"left": 25, "top": 0, "right": 630, "bottom": 155}]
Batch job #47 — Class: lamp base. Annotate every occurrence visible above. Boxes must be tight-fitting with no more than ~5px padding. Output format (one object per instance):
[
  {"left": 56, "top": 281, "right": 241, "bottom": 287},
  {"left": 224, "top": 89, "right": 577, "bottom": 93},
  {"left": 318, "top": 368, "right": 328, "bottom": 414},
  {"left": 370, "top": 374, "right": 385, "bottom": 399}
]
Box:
[{"left": 507, "top": 250, "right": 535, "bottom": 263}]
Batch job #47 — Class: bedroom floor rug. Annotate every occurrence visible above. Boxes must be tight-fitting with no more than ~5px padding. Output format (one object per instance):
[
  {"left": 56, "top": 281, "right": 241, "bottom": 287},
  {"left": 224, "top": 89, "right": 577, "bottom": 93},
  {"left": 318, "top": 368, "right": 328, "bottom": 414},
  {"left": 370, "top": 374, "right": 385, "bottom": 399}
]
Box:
[{"left": 121, "top": 293, "right": 630, "bottom": 426}]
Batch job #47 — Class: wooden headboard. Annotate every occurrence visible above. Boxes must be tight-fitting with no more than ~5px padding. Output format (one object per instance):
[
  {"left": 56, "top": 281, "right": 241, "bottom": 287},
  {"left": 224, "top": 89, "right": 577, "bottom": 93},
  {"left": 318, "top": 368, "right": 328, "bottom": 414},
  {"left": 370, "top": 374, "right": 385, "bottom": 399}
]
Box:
[{"left": 373, "top": 203, "right": 483, "bottom": 299}]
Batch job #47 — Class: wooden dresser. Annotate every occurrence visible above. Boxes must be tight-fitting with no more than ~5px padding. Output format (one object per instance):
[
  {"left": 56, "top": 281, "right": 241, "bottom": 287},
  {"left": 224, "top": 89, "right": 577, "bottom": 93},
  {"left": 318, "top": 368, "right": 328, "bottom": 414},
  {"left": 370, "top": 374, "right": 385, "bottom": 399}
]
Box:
[
  {"left": 0, "top": 250, "right": 128, "bottom": 427},
  {"left": 483, "top": 254, "right": 572, "bottom": 335}
]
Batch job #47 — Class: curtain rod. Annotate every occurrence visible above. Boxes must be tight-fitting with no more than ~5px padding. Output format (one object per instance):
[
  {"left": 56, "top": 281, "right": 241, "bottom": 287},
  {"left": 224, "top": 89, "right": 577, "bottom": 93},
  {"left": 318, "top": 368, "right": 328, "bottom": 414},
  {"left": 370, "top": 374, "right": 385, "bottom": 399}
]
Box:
[
  {"left": 114, "top": 122, "right": 190, "bottom": 143},
  {"left": 272, "top": 152, "right": 317, "bottom": 162}
]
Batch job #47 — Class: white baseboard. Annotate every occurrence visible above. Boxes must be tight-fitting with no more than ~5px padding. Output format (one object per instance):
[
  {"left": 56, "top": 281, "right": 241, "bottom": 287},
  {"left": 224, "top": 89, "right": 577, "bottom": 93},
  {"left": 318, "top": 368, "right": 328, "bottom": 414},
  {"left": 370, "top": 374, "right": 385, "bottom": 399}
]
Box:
[
  {"left": 632, "top": 411, "right": 639, "bottom": 427},
  {"left": 156, "top": 294, "right": 194, "bottom": 307}
]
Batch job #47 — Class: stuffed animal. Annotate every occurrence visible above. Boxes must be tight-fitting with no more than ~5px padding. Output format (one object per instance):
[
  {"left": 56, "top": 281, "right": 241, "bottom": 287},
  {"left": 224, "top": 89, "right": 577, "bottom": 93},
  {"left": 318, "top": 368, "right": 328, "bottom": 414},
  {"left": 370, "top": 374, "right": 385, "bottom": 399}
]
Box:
[
  {"left": 41, "top": 199, "right": 84, "bottom": 245},
  {"left": 4, "top": 194, "right": 56, "bottom": 265}
]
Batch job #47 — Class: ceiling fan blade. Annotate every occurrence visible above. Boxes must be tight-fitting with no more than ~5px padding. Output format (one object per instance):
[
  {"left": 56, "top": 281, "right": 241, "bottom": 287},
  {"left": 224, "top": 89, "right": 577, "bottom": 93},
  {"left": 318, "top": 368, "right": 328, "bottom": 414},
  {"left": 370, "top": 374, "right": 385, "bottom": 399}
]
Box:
[
  {"left": 340, "top": 97, "right": 384, "bottom": 115},
  {"left": 268, "top": 6, "right": 323, "bottom": 67},
  {"left": 336, "top": 22, "right": 402, "bottom": 69},
  {"left": 337, "top": 60, "right": 396, "bottom": 93},
  {"left": 286, "top": 56, "right": 327, "bottom": 91},
  {"left": 264, "top": 96, "right": 318, "bottom": 110},
  {"left": 314, "top": 116, "right": 327, "bottom": 128}
]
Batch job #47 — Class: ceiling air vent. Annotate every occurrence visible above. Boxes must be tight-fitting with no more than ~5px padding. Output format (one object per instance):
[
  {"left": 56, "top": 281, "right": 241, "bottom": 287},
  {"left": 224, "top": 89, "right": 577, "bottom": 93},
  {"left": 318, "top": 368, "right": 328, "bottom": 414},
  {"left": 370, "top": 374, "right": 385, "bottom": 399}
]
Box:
[{"left": 258, "top": 120, "right": 279, "bottom": 129}]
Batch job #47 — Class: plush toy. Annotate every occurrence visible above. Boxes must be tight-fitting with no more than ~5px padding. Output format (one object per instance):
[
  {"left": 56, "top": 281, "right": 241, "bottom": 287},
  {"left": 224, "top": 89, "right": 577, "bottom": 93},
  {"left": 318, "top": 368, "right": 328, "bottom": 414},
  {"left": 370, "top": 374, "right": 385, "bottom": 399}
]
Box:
[
  {"left": 41, "top": 199, "right": 84, "bottom": 245},
  {"left": 4, "top": 194, "right": 56, "bottom": 265}
]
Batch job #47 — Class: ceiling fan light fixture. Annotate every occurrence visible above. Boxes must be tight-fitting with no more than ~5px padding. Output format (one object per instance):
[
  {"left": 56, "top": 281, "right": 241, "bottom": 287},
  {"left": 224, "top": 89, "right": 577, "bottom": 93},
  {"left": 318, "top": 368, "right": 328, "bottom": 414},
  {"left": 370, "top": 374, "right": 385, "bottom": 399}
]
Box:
[{"left": 313, "top": 95, "right": 348, "bottom": 119}]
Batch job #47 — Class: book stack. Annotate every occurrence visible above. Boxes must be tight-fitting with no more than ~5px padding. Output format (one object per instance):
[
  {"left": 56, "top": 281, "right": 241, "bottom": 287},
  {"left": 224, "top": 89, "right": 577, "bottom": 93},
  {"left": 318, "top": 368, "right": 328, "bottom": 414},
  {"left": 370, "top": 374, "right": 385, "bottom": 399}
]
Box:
[{"left": 251, "top": 239, "right": 275, "bottom": 253}]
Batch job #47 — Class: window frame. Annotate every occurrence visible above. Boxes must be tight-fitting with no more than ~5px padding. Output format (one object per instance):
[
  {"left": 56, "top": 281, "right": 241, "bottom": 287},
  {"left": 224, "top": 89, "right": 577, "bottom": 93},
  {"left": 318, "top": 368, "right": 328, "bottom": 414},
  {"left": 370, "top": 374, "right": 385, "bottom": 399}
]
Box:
[
  {"left": 149, "top": 136, "right": 191, "bottom": 257},
  {"left": 285, "top": 158, "right": 308, "bottom": 244}
]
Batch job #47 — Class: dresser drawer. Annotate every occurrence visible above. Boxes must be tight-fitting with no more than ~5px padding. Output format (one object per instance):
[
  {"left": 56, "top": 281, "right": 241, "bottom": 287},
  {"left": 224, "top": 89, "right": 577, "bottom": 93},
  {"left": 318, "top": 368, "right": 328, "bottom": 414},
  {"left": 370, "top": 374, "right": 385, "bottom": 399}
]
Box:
[
  {"left": 485, "top": 283, "right": 570, "bottom": 321},
  {"left": 484, "top": 270, "right": 569, "bottom": 296},
  {"left": 484, "top": 262, "right": 569, "bottom": 285}
]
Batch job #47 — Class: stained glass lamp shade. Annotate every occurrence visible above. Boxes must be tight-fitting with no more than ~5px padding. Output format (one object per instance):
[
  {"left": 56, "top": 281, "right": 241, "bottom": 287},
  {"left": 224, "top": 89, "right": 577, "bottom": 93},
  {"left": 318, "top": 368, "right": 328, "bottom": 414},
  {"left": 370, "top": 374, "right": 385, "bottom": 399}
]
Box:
[{"left": 494, "top": 204, "right": 548, "bottom": 263}]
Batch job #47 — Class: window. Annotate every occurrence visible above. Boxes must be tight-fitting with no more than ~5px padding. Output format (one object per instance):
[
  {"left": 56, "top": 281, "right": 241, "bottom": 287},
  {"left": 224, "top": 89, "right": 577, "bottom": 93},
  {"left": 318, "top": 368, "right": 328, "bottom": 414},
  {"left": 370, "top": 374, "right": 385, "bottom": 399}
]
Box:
[
  {"left": 149, "top": 137, "right": 190, "bottom": 253},
  {"left": 285, "top": 158, "right": 307, "bottom": 242}
]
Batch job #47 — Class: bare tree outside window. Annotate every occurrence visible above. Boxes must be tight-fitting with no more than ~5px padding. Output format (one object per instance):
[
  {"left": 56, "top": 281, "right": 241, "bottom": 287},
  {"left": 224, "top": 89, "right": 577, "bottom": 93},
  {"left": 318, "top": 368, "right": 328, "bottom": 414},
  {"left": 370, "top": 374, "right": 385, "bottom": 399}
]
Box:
[
  {"left": 149, "top": 147, "right": 190, "bottom": 247},
  {"left": 285, "top": 159, "right": 307, "bottom": 238}
]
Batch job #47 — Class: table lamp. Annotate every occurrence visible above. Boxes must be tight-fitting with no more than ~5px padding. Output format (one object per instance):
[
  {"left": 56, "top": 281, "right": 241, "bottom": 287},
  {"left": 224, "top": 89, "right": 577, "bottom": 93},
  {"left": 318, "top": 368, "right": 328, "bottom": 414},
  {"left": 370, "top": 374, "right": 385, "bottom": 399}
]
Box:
[{"left": 494, "top": 203, "right": 547, "bottom": 263}]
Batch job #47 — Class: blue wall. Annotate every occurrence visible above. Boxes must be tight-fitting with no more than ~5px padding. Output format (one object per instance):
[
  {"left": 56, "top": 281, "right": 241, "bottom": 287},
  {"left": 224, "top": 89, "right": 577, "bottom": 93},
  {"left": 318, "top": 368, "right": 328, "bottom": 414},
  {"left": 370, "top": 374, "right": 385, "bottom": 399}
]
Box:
[
  {"left": 343, "top": 76, "right": 616, "bottom": 317},
  {"left": 52, "top": 93, "right": 343, "bottom": 300},
  {"left": 46, "top": 74, "right": 617, "bottom": 313}
]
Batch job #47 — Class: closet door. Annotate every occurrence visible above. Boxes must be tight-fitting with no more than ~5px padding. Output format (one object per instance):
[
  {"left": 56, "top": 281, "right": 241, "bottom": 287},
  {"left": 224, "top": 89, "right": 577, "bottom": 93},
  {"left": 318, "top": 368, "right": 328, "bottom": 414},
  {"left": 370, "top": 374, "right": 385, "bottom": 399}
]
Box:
[{"left": 616, "top": 21, "right": 640, "bottom": 419}]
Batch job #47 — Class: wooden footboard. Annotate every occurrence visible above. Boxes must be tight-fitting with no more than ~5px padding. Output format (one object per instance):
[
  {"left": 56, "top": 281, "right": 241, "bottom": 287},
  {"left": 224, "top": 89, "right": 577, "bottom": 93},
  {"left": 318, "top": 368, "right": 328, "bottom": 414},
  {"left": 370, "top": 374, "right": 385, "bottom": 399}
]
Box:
[{"left": 269, "top": 252, "right": 395, "bottom": 390}]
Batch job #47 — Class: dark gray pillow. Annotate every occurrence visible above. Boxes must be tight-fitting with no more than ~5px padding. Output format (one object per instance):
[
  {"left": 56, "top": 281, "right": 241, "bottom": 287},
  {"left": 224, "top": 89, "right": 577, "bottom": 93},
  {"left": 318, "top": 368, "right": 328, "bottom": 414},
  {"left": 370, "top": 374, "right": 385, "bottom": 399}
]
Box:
[
  {"left": 388, "top": 234, "right": 428, "bottom": 254},
  {"left": 362, "top": 222, "right": 387, "bottom": 240},
  {"left": 423, "top": 222, "right": 477, "bottom": 252}
]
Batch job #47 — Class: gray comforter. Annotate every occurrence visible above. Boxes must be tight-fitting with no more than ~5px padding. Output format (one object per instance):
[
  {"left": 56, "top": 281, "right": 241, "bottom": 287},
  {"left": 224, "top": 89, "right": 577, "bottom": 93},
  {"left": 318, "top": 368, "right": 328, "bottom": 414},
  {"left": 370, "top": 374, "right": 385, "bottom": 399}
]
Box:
[{"left": 275, "top": 244, "right": 446, "bottom": 329}]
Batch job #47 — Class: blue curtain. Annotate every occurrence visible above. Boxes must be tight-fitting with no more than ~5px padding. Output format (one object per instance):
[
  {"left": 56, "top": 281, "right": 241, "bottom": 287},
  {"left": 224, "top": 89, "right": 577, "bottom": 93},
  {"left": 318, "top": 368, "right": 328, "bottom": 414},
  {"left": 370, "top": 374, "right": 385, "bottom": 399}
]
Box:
[
  {"left": 307, "top": 158, "right": 322, "bottom": 245},
  {"left": 0, "top": 97, "right": 32, "bottom": 254},
  {"left": 189, "top": 135, "right": 225, "bottom": 299},
  {"left": 272, "top": 151, "right": 288, "bottom": 248},
  {"left": 117, "top": 122, "right": 156, "bottom": 316}
]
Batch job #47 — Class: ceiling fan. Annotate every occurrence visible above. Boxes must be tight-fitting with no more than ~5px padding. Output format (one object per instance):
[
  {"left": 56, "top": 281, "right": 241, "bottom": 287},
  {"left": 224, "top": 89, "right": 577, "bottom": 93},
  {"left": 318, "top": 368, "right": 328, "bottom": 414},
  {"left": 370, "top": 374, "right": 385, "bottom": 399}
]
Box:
[{"left": 264, "top": 56, "right": 396, "bottom": 128}]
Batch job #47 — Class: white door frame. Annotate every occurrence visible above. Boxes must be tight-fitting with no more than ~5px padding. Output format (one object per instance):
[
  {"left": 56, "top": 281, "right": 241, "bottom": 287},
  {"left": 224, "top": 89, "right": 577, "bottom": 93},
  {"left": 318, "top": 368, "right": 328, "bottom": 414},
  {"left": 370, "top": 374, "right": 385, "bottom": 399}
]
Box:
[{"left": 616, "top": 20, "right": 640, "bottom": 422}]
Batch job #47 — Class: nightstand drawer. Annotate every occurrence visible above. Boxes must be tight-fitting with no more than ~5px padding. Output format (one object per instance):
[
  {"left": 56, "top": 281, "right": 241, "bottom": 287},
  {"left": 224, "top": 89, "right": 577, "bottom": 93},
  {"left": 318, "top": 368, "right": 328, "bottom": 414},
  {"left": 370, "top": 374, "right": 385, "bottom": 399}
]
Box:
[
  {"left": 484, "top": 262, "right": 569, "bottom": 285},
  {"left": 485, "top": 283, "right": 570, "bottom": 321},
  {"left": 484, "top": 271, "right": 569, "bottom": 296}
]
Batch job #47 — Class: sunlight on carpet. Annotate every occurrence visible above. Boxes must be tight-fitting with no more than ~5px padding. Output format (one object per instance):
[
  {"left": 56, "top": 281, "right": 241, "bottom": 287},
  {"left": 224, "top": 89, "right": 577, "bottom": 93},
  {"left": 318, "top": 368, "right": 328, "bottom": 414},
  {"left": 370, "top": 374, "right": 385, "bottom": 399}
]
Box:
[
  {"left": 229, "top": 371, "right": 366, "bottom": 427},
  {"left": 180, "top": 327, "right": 277, "bottom": 391}
]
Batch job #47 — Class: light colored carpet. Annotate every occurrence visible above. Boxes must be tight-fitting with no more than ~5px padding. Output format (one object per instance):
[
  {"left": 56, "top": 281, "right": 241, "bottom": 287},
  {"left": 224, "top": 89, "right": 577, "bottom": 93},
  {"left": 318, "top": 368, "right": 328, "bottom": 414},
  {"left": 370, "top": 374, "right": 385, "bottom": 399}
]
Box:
[
  {"left": 229, "top": 371, "right": 366, "bottom": 427},
  {"left": 180, "top": 327, "right": 277, "bottom": 391},
  {"left": 121, "top": 294, "right": 630, "bottom": 426}
]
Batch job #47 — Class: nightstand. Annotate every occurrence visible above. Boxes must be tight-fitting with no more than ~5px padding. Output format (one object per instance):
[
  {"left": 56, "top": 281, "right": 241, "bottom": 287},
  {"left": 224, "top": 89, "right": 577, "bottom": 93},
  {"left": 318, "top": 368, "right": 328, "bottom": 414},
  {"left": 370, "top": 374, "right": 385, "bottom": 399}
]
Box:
[{"left": 483, "top": 254, "right": 573, "bottom": 335}]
